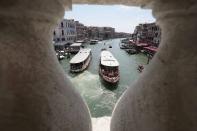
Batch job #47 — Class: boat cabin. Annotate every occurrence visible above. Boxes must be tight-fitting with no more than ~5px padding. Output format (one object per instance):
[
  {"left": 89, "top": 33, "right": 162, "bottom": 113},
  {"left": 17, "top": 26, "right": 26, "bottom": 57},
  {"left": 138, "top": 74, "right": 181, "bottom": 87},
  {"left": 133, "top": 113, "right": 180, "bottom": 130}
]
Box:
[
  {"left": 70, "top": 48, "right": 92, "bottom": 72},
  {"left": 70, "top": 43, "right": 82, "bottom": 54}
]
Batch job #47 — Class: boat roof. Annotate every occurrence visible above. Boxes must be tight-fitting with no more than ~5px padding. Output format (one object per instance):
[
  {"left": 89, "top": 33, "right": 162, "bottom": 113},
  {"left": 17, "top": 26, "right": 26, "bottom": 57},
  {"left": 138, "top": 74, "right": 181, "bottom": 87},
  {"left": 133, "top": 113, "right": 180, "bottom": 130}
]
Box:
[
  {"left": 91, "top": 40, "right": 99, "bottom": 42},
  {"left": 101, "top": 51, "right": 119, "bottom": 67},
  {"left": 70, "top": 48, "right": 91, "bottom": 64},
  {"left": 70, "top": 43, "right": 82, "bottom": 47},
  {"left": 76, "top": 40, "right": 84, "bottom": 43}
]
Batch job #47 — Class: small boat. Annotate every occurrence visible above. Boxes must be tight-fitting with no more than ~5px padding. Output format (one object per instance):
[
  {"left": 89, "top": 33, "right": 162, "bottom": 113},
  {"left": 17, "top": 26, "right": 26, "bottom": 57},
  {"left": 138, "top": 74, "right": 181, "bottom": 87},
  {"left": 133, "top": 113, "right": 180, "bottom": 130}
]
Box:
[
  {"left": 99, "top": 50, "right": 120, "bottom": 84},
  {"left": 125, "top": 49, "right": 138, "bottom": 54},
  {"left": 101, "top": 48, "right": 107, "bottom": 51},
  {"left": 70, "top": 48, "right": 92, "bottom": 73},
  {"left": 90, "top": 40, "right": 99, "bottom": 45},
  {"left": 121, "top": 38, "right": 129, "bottom": 43},
  {"left": 56, "top": 51, "right": 65, "bottom": 60},
  {"left": 137, "top": 65, "right": 144, "bottom": 73},
  {"left": 109, "top": 45, "right": 112, "bottom": 48},
  {"left": 58, "top": 55, "right": 65, "bottom": 60}
]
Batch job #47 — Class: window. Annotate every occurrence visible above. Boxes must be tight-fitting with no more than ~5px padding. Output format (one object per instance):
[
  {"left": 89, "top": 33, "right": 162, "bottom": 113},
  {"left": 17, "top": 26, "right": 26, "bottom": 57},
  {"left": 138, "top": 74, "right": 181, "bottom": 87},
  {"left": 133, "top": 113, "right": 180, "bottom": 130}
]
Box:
[
  {"left": 61, "top": 22, "right": 64, "bottom": 27},
  {"left": 62, "top": 38, "right": 65, "bottom": 41},
  {"left": 62, "top": 30, "right": 64, "bottom": 35}
]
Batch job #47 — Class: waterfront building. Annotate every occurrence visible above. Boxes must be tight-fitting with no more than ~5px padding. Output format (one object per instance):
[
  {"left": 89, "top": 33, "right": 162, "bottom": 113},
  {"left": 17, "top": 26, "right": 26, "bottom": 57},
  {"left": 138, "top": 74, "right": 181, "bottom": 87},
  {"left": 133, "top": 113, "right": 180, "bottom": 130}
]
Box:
[
  {"left": 132, "top": 23, "right": 161, "bottom": 47},
  {"left": 100, "top": 27, "right": 115, "bottom": 40},
  {"left": 54, "top": 19, "right": 127, "bottom": 43},
  {"left": 87, "top": 26, "right": 115, "bottom": 40},
  {"left": 75, "top": 21, "right": 88, "bottom": 41},
  {"left": 53, "top": 19, "right": 77, "bottom": 50},
  {"left": 87, "top": 26, "right": 100, "bottom": 40},
  {"left": 115, "top": 32, "right": 132, "bottom": 38}
]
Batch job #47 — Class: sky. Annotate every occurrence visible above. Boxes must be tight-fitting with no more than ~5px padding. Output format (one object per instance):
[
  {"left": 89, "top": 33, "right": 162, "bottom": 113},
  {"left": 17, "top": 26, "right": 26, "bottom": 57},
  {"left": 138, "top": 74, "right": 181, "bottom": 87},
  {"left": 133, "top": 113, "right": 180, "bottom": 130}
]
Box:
[{"left": 64, "top": 5, "right": 155, "bottom": 33}]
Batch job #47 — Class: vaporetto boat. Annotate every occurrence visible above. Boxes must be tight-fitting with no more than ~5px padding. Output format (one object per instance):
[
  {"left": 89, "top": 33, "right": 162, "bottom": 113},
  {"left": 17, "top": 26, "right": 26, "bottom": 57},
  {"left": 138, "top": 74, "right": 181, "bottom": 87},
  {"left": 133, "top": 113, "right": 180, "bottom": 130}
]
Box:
[
  {"left": 99, "top": 50, "right": 120, "bottom": 84},
  {"left": 70, "top": 48, "right": 92, "bottom": 73}
]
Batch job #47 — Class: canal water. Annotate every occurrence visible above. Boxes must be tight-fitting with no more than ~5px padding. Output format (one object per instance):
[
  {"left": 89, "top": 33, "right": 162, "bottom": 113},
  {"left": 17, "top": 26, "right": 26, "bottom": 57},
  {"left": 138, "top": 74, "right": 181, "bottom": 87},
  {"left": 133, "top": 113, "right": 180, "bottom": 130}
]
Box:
[{"left": 60, "top": 39, "right": 148, "bottom": 117}]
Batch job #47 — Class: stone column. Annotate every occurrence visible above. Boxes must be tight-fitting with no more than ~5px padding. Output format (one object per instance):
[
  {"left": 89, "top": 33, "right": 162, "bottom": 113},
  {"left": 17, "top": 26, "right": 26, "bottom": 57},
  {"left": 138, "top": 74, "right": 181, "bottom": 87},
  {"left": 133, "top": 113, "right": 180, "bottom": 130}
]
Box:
[
  {"left": 111, "top": 0, "right": 197, "bottom": 131},
  {"left": 0, "top": 0, "right": 91, "bottom": 131}
]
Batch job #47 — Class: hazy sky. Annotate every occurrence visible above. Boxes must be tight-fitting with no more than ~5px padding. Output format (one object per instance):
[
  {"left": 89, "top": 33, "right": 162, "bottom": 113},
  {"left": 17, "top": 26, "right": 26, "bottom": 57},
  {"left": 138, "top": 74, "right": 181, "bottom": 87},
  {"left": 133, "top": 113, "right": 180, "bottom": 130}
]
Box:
[{"left": 64, "top": 5, "right": 155, "bottom": 33}]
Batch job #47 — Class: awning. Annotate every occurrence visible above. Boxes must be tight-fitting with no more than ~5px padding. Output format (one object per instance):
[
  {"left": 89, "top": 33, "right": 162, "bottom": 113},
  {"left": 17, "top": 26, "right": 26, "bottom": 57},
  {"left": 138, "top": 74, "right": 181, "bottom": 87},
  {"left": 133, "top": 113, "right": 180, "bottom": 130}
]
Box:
[{"left": 143, "top": 46, "right": 158, "bottom": 52}]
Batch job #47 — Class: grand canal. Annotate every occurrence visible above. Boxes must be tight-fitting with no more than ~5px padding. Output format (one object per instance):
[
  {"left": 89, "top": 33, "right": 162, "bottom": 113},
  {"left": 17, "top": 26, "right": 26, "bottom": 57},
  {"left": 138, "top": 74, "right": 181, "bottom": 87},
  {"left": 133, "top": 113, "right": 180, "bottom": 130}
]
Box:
[{"left": 60, "top": 39, "right": 148, "bottom": 117}]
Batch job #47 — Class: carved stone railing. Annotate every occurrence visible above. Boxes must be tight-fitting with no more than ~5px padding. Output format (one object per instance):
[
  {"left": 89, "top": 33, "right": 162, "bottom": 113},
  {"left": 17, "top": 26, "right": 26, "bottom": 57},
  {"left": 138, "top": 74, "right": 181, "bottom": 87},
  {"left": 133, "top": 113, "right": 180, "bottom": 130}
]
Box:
[
  {"left": 0, "top": 0, "right": 197, "bottom": 131},
  {"left": 110, "top": 0, "right": 197, "bottom": 131},
  {"left": 0, "top": 0, "right": 91, "bottom": 131}
]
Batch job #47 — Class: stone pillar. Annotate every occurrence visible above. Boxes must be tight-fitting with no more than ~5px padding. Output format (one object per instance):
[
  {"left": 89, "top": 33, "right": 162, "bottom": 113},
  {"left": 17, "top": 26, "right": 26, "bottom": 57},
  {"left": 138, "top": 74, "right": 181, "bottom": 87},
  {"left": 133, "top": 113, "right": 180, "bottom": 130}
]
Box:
[
  {"left": 0, "top": 0, "right": 91, "bottom": 131},
  {"left": 111, "top": 0, "right": 197, "bottom": 131}
]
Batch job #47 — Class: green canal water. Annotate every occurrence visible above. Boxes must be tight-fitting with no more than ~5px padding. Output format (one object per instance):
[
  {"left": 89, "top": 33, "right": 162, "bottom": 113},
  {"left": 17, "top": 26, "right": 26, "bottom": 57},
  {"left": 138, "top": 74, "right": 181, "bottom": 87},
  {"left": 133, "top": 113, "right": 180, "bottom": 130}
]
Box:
[{"left": 60, "top": 39, "right": 148, "bottom": 117}]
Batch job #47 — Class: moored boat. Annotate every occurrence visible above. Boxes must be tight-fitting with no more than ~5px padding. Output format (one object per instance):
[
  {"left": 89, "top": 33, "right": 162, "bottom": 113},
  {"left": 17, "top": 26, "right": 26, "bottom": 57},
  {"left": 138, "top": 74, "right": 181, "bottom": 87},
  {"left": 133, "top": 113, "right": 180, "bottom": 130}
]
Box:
[
  {"left": 90, "top": 40, "right": 99, "bottom": 45},
  {"left": 99, "top": 50, "right": 120, "bottom": 84},
  {"left": 70, "top": 48, "right": 92, "bottom": 73}
]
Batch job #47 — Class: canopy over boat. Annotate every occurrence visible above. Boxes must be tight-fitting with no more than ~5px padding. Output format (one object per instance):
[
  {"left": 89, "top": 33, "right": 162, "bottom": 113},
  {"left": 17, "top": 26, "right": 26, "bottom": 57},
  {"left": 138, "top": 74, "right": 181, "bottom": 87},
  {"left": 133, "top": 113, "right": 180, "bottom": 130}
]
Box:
[
  {"left": 76, "top": 40, "right": 84, "bottom": 43},
  {"left": 101, "top": 51, "right": 119, "bottom": 67},
  {"left": 91, "top": 40, "right": 99, "bottom": 42},
  {"left": 70, "top": 43, "right": 82, "bottom": 47},
  {"left": 70, "top": 48, "right": 91, "bottom": 64}
]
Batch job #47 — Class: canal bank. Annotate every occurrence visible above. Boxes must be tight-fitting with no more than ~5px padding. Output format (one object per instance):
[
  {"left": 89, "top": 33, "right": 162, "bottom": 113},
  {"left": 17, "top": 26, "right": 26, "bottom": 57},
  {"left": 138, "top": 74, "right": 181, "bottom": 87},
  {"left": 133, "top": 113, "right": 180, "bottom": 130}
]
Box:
[{"left": 60, "top": 38, "right": 148, "bottom": 117}]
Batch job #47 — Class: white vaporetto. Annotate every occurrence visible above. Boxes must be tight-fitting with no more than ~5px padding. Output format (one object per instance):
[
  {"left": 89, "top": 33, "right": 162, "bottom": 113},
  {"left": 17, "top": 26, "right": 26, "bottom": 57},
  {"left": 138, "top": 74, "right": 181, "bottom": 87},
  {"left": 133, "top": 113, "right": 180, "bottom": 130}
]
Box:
[{"left": 70, "top": 48, "right": 92, "bottom": 72}]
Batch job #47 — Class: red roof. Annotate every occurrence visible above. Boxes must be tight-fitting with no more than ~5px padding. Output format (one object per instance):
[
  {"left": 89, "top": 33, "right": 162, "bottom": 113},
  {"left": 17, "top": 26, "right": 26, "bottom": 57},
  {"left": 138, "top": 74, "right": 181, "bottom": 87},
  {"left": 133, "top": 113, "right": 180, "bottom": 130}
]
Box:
[
  {"left": 143, "top": 46, "right": 158, "bottom": 52},
  {"left": 136, "top": 43, "right": 149, "bottom": 47}
]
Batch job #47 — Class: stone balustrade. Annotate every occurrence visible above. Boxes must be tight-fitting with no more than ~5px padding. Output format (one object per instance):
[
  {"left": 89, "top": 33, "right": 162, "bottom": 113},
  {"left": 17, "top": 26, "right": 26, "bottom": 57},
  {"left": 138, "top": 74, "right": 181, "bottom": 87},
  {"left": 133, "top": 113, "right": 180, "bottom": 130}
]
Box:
[
  {"left": 0, "top": 0, "right": 196, "bottom": 131},
  {"left": 0, "top": 0, "right": 91, "bottom": 131}
]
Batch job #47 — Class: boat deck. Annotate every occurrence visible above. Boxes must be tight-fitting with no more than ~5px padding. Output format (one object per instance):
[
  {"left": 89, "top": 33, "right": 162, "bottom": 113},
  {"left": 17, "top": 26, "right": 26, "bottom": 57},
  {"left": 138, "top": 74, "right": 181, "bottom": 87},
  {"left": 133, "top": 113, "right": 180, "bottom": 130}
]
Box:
[{"left": 70, "top": 48, "right": 91, "bottom": 64}]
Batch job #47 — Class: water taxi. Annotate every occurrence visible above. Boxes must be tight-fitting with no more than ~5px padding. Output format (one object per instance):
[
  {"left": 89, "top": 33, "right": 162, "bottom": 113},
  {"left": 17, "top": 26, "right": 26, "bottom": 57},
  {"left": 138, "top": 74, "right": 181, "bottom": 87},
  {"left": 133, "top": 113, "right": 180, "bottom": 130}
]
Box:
[
  {"left": 90, "top": 40, "right": 99, "bottom": 45},
  {"left": 70, "top": 48, "right": 92, "bottom": 73},
  {"left": 99, "top": 50, "right": 120, "bottom": 84}
]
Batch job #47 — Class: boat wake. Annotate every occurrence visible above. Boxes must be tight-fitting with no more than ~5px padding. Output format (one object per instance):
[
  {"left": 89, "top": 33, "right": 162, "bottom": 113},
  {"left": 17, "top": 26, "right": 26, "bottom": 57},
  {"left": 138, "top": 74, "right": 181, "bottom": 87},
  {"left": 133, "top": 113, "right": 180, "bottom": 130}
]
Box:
[{"left": 69, "top": 71, "right": 103, "bottom": 99}]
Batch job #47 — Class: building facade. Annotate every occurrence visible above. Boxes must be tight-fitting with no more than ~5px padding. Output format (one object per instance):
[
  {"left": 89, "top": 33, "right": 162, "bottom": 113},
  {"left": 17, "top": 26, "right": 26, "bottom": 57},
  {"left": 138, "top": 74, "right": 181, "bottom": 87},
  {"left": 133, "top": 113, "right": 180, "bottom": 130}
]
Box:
[
  {"left": 102, "top": 27, "right": 115, "bottom": 40},
  {"left": 87, "top": 26, "right": 115, "bottom": 40},
  {"left": 132, "top": 23, "right": 161, "bottom": 47},
  {"left": 115, "top": 32, "right": 131, "bottom": 38},
  {"left": 53, "top": 19, "right": 76, "bottom": 50},
  {"left": 75, "top": 21, "right": 88, "bottom": 41}
]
